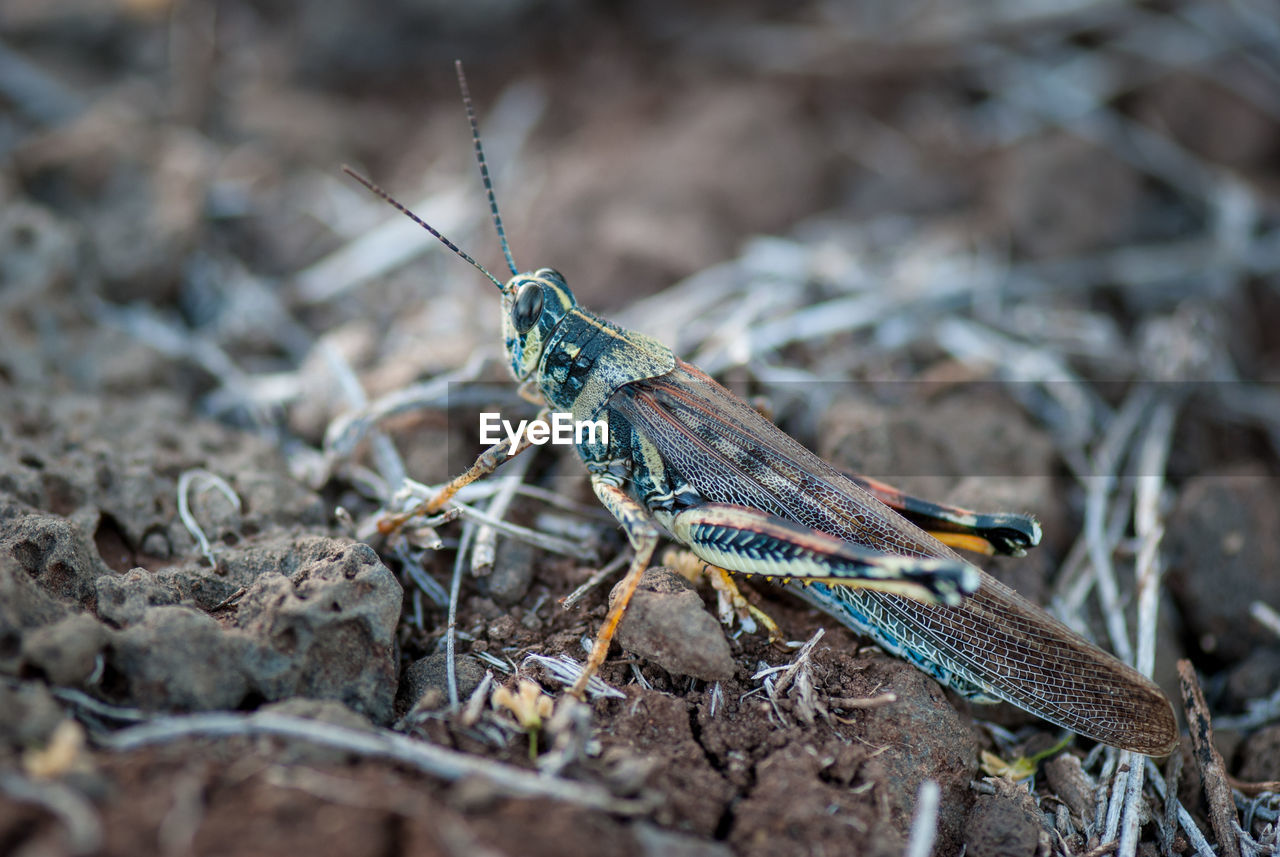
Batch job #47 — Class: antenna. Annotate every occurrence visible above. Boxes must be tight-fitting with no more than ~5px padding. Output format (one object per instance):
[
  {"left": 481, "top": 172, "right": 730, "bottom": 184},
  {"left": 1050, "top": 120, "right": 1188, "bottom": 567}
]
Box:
[
  {"left": 455, "top": 60, "right": 519, "bottom": 278},
  {"left": 342, "top": 166, "right": 506, "bottom": 292}
]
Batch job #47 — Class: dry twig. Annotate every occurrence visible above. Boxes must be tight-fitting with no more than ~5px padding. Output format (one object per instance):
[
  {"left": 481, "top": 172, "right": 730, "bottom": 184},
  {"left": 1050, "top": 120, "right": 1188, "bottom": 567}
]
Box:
[{"left": 1179, "top": 659, "right": 1242, "bottom": 857}]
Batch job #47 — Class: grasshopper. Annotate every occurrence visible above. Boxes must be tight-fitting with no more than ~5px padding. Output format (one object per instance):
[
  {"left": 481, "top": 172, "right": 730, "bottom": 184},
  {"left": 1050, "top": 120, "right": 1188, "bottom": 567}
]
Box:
[{"left": 349, "top": 62, "right": 1178, "bottom": 757}]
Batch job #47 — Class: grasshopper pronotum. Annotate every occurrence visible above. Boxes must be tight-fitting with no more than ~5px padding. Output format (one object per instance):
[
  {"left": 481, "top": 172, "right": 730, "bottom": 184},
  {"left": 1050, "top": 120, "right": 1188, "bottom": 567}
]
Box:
[{"left": 350, "top": 62, "right": 1177, "bottom": 756}]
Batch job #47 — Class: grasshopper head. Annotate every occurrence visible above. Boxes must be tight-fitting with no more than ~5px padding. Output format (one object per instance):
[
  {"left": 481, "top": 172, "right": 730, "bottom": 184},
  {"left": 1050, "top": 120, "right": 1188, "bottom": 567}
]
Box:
[{"left": 502, "top": 267, "right": 576, "bottom": 380}]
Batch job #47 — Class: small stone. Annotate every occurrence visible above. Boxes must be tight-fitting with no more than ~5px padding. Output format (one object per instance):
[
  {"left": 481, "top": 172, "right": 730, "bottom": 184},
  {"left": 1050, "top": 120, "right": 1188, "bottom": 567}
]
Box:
[
  {"left": 964, "top": 783, "right": 1051, "bottom": 857},
  {"left": 487, "top": 614, "right": 516, "bottom": 642},
  {"left": 401, "top": 652, "right": 487, "bottom": 708},
  {"left": 235, "top": 536, "right": 403, "bottom": 723},
  {"left": 485, "top": 538, "right": 535, "bottom": 607},
  {"left": 95, "top": 568, "right": 183, "bottom": 627},
  {"left": 610, "top": 567, "right": 734, "bottom": 682},
  {"left": 107, "top": 606, "right": 252, "bottom": 711},
  {"left": 1042, "top": 753, "right": 1095, "bottom": 829},
  {"left": 141, "top": 530, "right": 172, "bottom": 559},
  {"left": 22, "top": 613, "right": 109, "bottom": 686},
  {"left": 0, "top": 680, "right": 62, "bottom": 748},
  {"left": 0, "top": 501, "right": 109, "bottom": 608},
  {"left": 1167, "top": 469, "right": 1280, "bottom": 663},
  {"left": 1238, "top": 724, "right": 1280, "bottom": 784}
]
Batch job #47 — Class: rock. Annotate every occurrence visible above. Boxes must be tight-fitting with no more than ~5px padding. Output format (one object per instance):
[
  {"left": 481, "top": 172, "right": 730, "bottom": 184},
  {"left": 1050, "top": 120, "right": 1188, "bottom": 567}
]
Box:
[
  {"left": 611, "top": 567, "right": 735, "bottom": 683},
  {"left": 852, "top": 655, "right": 980, "bottom": 853},
  {"left": 964, "top": 783, "right": 1051, "bottom": 857},
  {"left": 107, "top": 605, "right": 253, "bottom": 711},
  {"left": 29, "top": 534, "right": 408, "bottom": 721},
  {"left": 1237, "top": 724, "right": 1280, "bottom": 784},
  {"left": 0, "top": 452, "right": 46, "bottom": 509},
  {"left": 96, "top": 567, "right": 184, "bottom": 626},
  {"left": 484, "top": 537, "right": 535, "bottom": 607},
  {"left": 1042, "top": 753, "right": 1095, "bottom": 831},
  {"left": 1166, "top": 469, "right": 1280, "bottom": 662},
  {"left": 21, "top": 613, "right": 109, "bottom": 686},
  {"left": 0, "top": 553, "right": 70, "bottom": 676},
  {"left": 235, "top": 536, "right": 402, "bottom": 723},
  {"left": 0, "top": 680, "right": 62, "bottom": 749},
  {"left": 400, "top": 652, "right": 487, "bottom": 711},
  {"left": 0, "top": 496, "right": 109, "bottom": 608}
]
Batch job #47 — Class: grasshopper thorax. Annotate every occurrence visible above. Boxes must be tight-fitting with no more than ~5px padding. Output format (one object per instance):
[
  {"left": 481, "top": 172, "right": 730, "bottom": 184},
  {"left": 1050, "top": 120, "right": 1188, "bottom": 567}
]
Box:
[{"left": 502, "top": 267, "right": 576, "bottom": 380}]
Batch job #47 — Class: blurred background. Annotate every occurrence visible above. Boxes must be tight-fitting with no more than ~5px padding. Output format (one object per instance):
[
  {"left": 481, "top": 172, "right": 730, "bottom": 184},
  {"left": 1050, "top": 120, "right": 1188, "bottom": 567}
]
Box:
[{"left": 2, "top": 0, "right": 1280, "bottom": 852}]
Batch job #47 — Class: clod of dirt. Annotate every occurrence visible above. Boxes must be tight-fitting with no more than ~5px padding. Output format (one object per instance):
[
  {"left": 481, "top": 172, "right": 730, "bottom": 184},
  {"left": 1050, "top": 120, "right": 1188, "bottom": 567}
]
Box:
[
  {"left": 96, "top": 567, "right": 184, "bottom": 626},
  {"left": 400, "top": 652, "right": 488, "bottom": 711},
  {"left": 234, "top": 537, "right": 403, "bottom": 723},
  {"left": 1042, "top": 753, "right": 1096, "bottom": 831},
  {"left": 485, "top": 536, "right": 536, "bottom": 607},
  {"left": 0, "top": 498, "right": 110, "bottom": 608},
  {"left": 20, "top": 613, "right": 109, "bottom": 686},
  {"left": 964, "top": 782, "right": 1051, "bottom": 857},
  {"left": 1237, "top": 724, "right": 1280, "bottom": 784},
  {"left": 0, "top": 553, "right": 71, "bottom": 675},
  {"left": 1166, "top": 468, "right": 1280, "bottom": 662},
  {"left": 611, "top": 567, "right": 735, "bottom": 683},
  {"left": 89, "top": 535, "right": 402, "bottom": 721},
  {"left": 852, "top": 655, "right": 980, "bottom": 852},
  {"left": 108, "top": 605, "right": 255, "bottom": 711},
  {"left": 0, "top": 679, "right": 62, "bottom": 751}
]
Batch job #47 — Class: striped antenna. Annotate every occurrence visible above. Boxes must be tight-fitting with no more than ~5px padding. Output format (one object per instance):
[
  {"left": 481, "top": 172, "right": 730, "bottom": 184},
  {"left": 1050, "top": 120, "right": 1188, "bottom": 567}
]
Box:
[
  {"left": 455, "top": 60, "right": 519, "bottom": 278},
  {"left": 342, "top": 166, "right": 506, "bottom": 292}
]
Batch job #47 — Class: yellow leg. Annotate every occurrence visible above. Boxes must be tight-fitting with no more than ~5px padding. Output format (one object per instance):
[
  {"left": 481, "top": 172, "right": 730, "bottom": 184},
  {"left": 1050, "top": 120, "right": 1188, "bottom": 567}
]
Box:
[
  {"left": 662, "top": 547, "right": 783, "bottom": 643},
  {"left": 570, "top": 479, "right": 659, "bottom": 699},
  {"left": 706, "top": 566, "right": 782, "bottom": 643}
]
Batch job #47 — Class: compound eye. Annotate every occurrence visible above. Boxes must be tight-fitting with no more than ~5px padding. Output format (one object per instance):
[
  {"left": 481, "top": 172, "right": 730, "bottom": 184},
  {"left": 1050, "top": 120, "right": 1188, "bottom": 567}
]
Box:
[
  {"left": 512, "top": 282, "right": 544, "bottom": 334},
  {"left": 535, "top": 267, "right": 564, "bottom": 283}
]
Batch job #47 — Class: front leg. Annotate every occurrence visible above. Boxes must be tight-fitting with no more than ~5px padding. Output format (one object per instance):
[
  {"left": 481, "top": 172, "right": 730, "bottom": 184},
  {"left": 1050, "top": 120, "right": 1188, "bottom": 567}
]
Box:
[
  {"left": 571, "top": 476, "right": 660, "bottom": 699},
  {"left": 378, "top": 409, "right": 547, "bottom": 534},
  {"left": 670, "top": 503, "right": 980, "bottom": 605}
]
